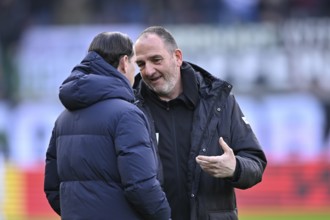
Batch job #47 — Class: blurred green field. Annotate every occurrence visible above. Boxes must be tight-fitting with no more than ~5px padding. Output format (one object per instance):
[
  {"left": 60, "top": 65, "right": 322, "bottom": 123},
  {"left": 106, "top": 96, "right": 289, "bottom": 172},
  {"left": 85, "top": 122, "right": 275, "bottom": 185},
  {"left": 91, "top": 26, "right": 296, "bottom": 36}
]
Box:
[
  {"left": 6, "top": 210, "right": 330, "bottom": 220},
  {"left": 241, "top": 214, "right": 330, "bottom": 220},
  {"left": 240, "top": 210, "right": 330, "bottom": 220},
  {"left": 8, "top": 208, "right": 330, "bottom": 220}
]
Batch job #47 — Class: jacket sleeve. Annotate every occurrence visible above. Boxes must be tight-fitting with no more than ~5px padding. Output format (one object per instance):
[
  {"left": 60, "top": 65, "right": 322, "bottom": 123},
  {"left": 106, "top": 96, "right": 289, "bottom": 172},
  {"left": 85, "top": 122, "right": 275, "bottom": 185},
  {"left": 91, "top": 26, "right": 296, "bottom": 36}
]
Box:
[
  {"left": 115, "top": 108, "right": 171, "bottom": 220},
  {"left": 44, "top": 127, "right": 61, "bottom": 215},
  {"left": 228, "top": 95, "right": 267, "bottom": 189}
]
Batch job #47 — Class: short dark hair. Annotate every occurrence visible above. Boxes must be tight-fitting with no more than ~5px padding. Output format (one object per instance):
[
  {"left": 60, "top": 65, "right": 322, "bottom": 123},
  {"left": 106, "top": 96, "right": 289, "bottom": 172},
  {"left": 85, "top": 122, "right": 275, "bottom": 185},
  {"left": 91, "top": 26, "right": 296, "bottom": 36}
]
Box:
[
  {"left": 138, "top": 26, "right": 178, "bottom": 52},
  {"left": 88, "top": 32, "right": 134, "bottom": 68}
]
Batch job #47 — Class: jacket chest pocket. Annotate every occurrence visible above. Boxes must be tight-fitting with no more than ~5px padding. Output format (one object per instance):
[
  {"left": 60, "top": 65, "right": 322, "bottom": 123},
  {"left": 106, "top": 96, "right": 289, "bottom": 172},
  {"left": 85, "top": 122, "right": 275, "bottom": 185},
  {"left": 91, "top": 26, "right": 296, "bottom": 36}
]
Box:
[{"left": 200, "top": 119, "right": 230, "bottom": 156}]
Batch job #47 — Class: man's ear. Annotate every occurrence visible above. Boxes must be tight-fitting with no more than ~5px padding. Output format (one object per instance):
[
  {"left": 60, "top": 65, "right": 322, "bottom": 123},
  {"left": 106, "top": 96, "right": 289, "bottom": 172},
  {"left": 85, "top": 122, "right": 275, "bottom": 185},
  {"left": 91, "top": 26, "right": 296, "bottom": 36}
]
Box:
[
  {"left": 118, "top": 55, "right": 128, "bottom": 74},
  {"left": 174, "top": 49, "right": 183, "bottom": 66}
]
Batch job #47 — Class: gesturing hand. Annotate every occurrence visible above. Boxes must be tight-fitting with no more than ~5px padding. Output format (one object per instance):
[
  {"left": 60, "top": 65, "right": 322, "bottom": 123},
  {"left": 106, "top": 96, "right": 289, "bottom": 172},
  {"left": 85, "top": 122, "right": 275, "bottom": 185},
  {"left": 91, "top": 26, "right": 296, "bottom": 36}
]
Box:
[{"left": 195, "top": 137, "right": 236, "bottom": 178}]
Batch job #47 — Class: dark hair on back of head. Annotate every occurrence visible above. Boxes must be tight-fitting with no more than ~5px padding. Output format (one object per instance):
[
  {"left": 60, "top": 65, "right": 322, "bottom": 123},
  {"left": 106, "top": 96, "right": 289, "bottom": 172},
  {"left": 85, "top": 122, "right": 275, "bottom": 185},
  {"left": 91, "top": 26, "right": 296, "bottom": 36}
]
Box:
[
  {"left": 88, "top": 32, "right": 133, "bottom": 68},
  {"left": 138, "top": 26, "right": 178, "bottom": 52}
]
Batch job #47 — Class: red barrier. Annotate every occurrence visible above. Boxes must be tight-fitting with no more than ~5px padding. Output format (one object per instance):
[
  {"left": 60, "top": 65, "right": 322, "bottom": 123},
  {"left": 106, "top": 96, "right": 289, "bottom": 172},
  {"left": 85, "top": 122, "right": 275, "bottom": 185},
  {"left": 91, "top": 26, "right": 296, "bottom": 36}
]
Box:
[
  {"left": 23, "top": 165, "right": 58, "bottom": 218},
  {"left": 13, "top": 160, "right": 330, "bottom": 217},
  {"left": 237, "top": 160, "right": 330, "bottom": 209}
]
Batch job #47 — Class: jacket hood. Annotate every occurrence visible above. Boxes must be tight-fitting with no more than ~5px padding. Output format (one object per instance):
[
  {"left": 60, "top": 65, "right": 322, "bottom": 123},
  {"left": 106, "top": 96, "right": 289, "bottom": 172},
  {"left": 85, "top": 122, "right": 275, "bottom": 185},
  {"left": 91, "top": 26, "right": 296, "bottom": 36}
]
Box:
[{"left": 59, "top": 51, "right": 134, "bottom": 111}]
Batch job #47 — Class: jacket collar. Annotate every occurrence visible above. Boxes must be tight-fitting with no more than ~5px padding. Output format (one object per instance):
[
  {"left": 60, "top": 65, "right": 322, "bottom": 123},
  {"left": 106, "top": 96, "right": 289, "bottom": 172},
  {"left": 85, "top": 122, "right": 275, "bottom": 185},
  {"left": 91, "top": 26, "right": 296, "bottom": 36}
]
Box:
[{"left": 179, "top": 62, "right": 199, "bottom": 109}]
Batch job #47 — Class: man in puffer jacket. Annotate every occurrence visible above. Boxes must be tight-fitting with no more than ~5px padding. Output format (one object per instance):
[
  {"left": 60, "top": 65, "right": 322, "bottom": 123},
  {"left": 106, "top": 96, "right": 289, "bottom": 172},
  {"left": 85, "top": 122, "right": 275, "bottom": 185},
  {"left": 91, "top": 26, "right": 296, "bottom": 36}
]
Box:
[{"left": 44, "top": 32, "right": 171, "bottom": 220}]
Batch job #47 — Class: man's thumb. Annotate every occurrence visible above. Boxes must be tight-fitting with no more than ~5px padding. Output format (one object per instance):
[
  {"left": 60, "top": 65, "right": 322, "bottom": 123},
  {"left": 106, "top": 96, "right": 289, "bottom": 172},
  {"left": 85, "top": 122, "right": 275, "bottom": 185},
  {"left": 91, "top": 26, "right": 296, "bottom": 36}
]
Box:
[{"left": 219, "top": 137, "right": 230, "bottom": 152}]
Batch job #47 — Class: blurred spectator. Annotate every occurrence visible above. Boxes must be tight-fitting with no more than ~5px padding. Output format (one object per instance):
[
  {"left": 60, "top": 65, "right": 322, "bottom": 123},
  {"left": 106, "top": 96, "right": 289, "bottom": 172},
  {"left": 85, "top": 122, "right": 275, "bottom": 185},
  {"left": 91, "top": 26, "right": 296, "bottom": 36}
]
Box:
[
  {"left": 91, "top": 0, "right": 148, "bottom": 24},
  {"left": 0, "top": 0, "right": 30, "bottom": 103},
  {"left": 258, "top": 0, "right": 291, "bottom": 23},
  {"left": 28, "top": 0, "right": 56, "bottom": 24},
  {"left": 309, "top": 78, "right": 330, "bottom": 149},
  {"left": 53, "top": 0, "right": 93, "bottom": 24},
  {"left": 193, "top": 0, "right": 220, "bottom": 23},
  {"left": 218, "top": 0, "right": 260, "bottom": 24},
  {"left": 290, "top": 0, "right": 329, "bottom": 18}
]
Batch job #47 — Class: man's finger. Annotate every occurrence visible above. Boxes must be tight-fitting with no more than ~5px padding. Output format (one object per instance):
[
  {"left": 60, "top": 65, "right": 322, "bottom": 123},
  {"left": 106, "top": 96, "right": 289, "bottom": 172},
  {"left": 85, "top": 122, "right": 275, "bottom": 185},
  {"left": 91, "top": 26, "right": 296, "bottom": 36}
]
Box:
[
  {"left": 219, "top": 137, "right": 231, "bottom": 153},
  {"left": 196, "top": 155, "right": 217, "bottom": 163}
]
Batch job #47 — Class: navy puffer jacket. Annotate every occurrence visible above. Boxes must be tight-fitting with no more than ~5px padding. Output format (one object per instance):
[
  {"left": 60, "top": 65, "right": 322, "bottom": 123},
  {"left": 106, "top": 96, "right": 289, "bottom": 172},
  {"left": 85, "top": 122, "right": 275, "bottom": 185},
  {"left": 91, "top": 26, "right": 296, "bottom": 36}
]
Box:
[{"left": 44, "top": 52, "right": 171, "bottom": 220}]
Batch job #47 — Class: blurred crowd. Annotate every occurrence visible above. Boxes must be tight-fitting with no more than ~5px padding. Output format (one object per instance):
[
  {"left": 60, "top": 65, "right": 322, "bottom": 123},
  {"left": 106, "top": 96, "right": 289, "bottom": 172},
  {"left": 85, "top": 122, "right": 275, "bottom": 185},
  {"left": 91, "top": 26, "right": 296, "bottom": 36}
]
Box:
[
  {"left": 2, "top": 0, "right": 330, "bottom": 26},
  {"left": 1, "top": 0, "right": 330, "bottom": 43},
  {"left": 1, "top": 0, "right": 330, "bottom": 102},
  {"left": 0, "top": 2, "right": 329, "bottom": 103}
]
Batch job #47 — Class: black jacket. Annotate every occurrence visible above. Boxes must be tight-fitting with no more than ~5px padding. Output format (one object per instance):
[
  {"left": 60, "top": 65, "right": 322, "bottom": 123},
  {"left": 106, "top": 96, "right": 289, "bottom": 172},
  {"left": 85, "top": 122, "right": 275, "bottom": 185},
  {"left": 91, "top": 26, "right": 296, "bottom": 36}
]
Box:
[
  {"left": 44, "top": 51, "right": 171, "bottom": 220},
  {"left": 134, "top": 61, "right": 267, "bottom": 220}
]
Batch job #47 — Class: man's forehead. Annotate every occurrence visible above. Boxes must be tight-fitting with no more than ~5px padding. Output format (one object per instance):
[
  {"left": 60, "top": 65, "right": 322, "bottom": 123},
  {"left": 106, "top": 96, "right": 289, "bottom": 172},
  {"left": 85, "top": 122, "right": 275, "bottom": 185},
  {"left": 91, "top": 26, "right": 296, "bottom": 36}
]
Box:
[
  {"left": 135, "top": 37, "right": 166, "bottom": 55},
  {"left": 136, "top": 34, "right": 162, "bottom": 46}
]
